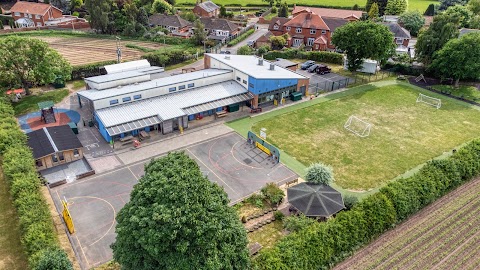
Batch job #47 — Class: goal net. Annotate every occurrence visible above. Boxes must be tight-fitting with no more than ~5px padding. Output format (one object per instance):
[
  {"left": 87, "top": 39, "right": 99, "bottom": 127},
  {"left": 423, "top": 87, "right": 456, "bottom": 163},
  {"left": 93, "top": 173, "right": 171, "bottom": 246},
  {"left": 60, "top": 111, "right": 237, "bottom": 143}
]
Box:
[
  {"left": 417, "top": 93, "right": 441, "bottom": 109},
  {"left": 344, "top": 116, "right": 372, "bottom": 137}
]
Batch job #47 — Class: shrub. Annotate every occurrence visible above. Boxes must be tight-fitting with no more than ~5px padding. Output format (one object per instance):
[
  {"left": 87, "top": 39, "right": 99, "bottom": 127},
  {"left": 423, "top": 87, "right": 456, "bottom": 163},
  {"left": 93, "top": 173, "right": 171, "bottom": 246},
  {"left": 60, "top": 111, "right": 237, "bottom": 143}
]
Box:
[
  {"left": 227, "top": 28, "right": 255, "bottom": 47},
  {"left": 305, "top": 162, "right": 334, "bottom": 185},
  {"left": 246, "top": 193, "right": 265, "bottom": 208},
  {"left": 274, "top": 210, "right": 284, "bottom": 221},
  {"left": 261, "top": 182, "right": 284, "bottom": 206},
  {"left": 283, "top": 214, "right": 316, "bottom": 232},
  {"left": 33, "top": 248, "right": 73, "bottom": 270},
  {"left": 343, "top": 194, "right": 358, "bottom": 210}
]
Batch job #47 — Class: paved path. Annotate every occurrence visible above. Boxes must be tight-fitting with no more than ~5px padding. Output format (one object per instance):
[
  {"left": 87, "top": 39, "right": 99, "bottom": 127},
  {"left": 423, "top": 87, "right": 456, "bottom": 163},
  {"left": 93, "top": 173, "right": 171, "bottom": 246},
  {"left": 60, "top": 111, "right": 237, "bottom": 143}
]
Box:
[
  {"left": 116, "top": 124, "right": 234, "bottom": 165},
  {"left": 228, "top": 25, "right": 268, "bottom": 54}
]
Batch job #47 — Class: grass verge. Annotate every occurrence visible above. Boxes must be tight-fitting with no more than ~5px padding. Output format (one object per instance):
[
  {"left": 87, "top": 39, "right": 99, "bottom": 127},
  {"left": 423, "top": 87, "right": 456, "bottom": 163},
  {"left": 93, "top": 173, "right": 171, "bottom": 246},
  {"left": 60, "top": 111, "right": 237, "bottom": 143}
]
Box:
[
  {"left": 247, "top": 220, "right": 285, "bottom": 249},
  {"left": 13, "top": 89, "right": 70, "bottom": 116},
  {"left": 431, "top": 85, "right": 480, "bottom": 103}
]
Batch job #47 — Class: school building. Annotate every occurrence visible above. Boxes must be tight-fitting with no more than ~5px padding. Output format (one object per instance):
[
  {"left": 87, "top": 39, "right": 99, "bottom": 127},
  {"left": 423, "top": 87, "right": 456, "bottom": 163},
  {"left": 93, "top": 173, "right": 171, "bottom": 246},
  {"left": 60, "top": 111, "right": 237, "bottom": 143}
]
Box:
[{"left": 77, "top": 54, "right": 308, "bottom": 142}]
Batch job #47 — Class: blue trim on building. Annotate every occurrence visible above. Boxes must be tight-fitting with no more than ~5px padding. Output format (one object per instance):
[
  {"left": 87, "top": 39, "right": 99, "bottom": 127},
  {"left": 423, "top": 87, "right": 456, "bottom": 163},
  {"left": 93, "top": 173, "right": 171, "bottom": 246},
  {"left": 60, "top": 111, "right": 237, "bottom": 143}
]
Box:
[
  {"left": 94, "top": 114, "right": 112, "bottom": 142},
  {"left": 248, "top": 77, "right": 298, "bottom": 95}
]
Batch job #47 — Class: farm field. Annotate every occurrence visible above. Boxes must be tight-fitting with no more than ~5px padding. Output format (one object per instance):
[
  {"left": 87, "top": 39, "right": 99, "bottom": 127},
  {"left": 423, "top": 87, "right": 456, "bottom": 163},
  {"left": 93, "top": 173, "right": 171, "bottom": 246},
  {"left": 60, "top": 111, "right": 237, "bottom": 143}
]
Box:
[
  {"left": 242, "top": 82, "right": 480, "bottom": 190},
  {"left": 334, "top": 177, "right": 480, "bottom": 270},
  {"left": 177, "top": 0, "right": 437, "bottom": 12},
  {"left": 33, "top": 36, "right": 166, "bottom": 66}
]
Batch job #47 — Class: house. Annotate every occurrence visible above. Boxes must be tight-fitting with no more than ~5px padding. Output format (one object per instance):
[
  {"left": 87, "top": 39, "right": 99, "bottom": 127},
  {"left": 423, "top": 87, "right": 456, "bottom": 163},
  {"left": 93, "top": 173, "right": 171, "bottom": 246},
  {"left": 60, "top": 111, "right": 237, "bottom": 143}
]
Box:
[
  {"left": 381, "top": 22, "right": 411, "bottom": 53},
  {"left": 282, "top": 11, "right": 349, "bottom": 51},
  {"left": 268, "top": 17, "right": 290, "bottom": 36},
  {"left": 10, "top": 1, "right": 62, "bottom": 27},
  {"left": 149, "top": 14, "right": 192, "bottom": 37},
  {"left": 27, "top": 125, "right": 84, "bottom": 171},
  {"left": 193, "top": 0, "right": 220, "bottom": 18},
  {"left": 254, "top": 31, "right": 273, "bottom": 48},
  {"left": 292, "top": 5, "right": 363, "bottom": 21},
  {"left": 459, "top": 28, "right": 480, "bottom": 38},
  {"left": 200, "top": 17, "right": 240, "bottom": 42}
]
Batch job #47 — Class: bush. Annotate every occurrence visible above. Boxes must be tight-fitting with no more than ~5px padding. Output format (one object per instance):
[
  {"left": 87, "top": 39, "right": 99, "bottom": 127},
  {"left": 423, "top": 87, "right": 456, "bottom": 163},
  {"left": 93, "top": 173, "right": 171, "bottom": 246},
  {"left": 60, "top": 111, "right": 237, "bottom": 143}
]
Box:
[
  {"left": 246, "top": 193, "right": 265, "bottom": 208},
  {"left": 283, "top": 215, "right": 316, "bottom": 232},
  {"left": 261, "top": 182, "right": 284, "bottom": 206},
  {"left": 274, "top": 210, "right": 284, "bottom": 221},
  {"left": 227, "top": 28, "right": 255, "bottom": 47},
  {"left": 305, "top": 162, "right": 334, "bottom": 185},
  {"left": 343, "top": 194, "right": 358, "bottom": 210},
  {"left": 34, "top": 248, "right": 73, "bottom": 270}
]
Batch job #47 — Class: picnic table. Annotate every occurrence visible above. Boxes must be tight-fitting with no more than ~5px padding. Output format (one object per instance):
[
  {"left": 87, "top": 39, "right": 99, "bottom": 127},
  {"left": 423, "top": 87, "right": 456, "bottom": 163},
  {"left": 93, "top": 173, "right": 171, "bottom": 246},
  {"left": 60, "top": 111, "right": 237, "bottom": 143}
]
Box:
[
  {"left": 119, "top": 135, "right": 133, "bottom": 142},
  {"left": 139, "top": 131, "right": 150, "bottom": 139},
  {"left": 215, "top": 111, "right": 227, "bottom": 118}
]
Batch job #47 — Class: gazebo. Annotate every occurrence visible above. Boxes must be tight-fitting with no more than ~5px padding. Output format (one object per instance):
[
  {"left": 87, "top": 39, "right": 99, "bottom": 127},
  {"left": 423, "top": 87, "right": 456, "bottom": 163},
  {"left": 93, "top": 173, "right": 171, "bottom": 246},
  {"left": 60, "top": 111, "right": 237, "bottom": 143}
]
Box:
[
  {"left": 38, "top": 100, "right": 56, "bottom": 124},
  {"left": 287, "top": 182, "right": 345, "bottom": 218}
]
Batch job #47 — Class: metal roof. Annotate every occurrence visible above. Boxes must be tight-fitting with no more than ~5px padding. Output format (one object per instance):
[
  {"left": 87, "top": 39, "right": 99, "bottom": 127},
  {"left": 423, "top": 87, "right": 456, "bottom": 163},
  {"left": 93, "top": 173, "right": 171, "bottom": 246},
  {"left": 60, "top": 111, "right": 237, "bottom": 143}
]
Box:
[
  {"left": 85, "top": 70, "right": 149, "bottom": 84},
  {"left": 287, "top": 182, "right": 345, "bottom": 217},
  {"left": 207, "top": 54, "right": 306, "bottom": 80},
  {"left": 104, "top": 60, "right": 150, "bottom": 74},
  {"left": 78, "top": 69, "right": 232, "bottom": 101},
  {"left": 96, "top": 80, "right": 251, "bottom": 133},
  {"left": 38, "top": 100, "right": 55, "bottom": 109}
]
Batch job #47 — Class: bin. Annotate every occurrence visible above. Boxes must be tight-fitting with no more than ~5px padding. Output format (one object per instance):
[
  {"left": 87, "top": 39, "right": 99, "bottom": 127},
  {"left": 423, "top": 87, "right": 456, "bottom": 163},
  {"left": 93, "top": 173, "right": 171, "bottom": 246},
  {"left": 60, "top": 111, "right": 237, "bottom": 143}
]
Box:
[
  {"left": 68, "top": 122, "right": 78, "bottom": 134},
  {"left": 290, "top": 92, "right": 302, "bottom": 101},
  {"left": 227, "top": 104, "right": 240, "bottom": 112}
]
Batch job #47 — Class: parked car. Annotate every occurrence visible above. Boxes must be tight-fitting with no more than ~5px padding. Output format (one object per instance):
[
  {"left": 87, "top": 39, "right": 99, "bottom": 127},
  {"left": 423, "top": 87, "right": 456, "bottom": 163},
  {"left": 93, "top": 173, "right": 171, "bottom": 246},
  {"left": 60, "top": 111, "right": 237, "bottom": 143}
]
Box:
[
  {"left": 300, "top": 60, "right": 315, "bottom": 70},
  {"left": 308, "top": 64, "right": 320, "bottom": 73},
  {"left": 315, "top": 64, "right": 332, "bottom": 75},
  {"left": 247, "top": 40, "right": 255, "bottom": 47},
  {"left": 220, "top": 50, "right": 231, "bottom": 54}
]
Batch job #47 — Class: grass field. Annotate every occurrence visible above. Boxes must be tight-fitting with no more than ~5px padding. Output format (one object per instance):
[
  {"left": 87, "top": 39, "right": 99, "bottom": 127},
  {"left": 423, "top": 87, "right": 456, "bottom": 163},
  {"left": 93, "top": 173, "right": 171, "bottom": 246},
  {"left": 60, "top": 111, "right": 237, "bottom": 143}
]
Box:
[
  {"left": 13, "top": 89, "right": 69, "bottom": 116},
  {"left": 177, "top": 0, "right": 436, "bottom": 12},
  {"left": 432, "top": 85, "right": 480, "bottom": 103},
  {"left": 334, "top": 177, "right": 480, "bottom": 270},
  {"left": 0, "top": 169, "right": 28, "bottom": 270},
  {"left": 229, "top": 81, "right": 480, "bottom": 191}
]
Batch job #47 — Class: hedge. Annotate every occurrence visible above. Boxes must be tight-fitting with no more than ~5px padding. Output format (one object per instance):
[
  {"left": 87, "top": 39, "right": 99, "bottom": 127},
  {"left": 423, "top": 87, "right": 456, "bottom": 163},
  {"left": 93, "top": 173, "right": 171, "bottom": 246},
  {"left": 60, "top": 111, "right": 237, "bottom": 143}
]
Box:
[
  {"left": 71, "top": 61, "right": 115, "bottom": 80},
  {"left": 0, "top": 97, "right": 72, "bottom": 268},
  {"left": 253, "top": 139, "right": 480, "bottom": 269},
  {"left": 263, "top": 49, "right": 343, "bottom": 65},
  {"left": 227, "top": 29, "right": 255, "bottom": 47}
]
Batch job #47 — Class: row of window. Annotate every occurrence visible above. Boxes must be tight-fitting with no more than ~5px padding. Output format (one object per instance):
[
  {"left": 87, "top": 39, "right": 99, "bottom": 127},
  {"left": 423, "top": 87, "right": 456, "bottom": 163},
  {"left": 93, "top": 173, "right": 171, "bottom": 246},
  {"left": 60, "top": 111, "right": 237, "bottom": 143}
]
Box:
[
  {"left": 236, "top": 77, "right": 248, "bottom": 85},
  {"left": 284, "top": 26, "right": 326, "bottom": 35},
  {"left": 14, "top": 12, "right": 41, "bottom": 19},
  {"left": 35, "top": 149, "right": 80, "bottom": 167},
  {"left": 169, "top": 83, "right": 195, "bottom": 93},
  {"left": 110, "top": 94, "right": 142, "bottom": 105}
]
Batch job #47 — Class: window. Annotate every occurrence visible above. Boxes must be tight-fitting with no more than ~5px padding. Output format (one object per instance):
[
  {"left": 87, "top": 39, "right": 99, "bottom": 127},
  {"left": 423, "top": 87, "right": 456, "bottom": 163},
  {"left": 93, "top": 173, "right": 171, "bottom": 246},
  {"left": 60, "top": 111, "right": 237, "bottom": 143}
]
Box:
[
  {"left": 35, "top": 160, "right": 43, "bottom": 167},
  {"left": 307, "top": 38, "right": 315, "bottom": 46},
  {"left": 110, "top": 99, "right": 119, "bottom": 105},
  {"left": 52, "top": 154, "right": 58, "bottom": 163},
  {"left": 73, "top": 149, "right": 79, "bottom": 157},
  {"left": 310, "top": 29, "right": 316, "bottom": 34},
  {"left": 286, "top": 26, "right": 291, "bottom": 31},
  {"left": 396, "top": 38, "right": 403, "bottom": 44},
  {"left": 179, "top": 85, "right": 186, "bottom": 90},
  {"left": 133, "top": 94, "right": 142, "bottom": 100},
  {"left": 188, "top": 83, "right": 195, "bottom": 88},
  {"left": 249, "top": 83, "right": 254, "bottom": 88},
  {"left": 35, "top": 14, "right": 40, "bottom": 19},
  {"left": 242, "top": 80, "right": 247, "bottom": 84},
  {"left": 36, "top": 22, "right": 42, "bottom": 26},
  {"left": 169, "top": 87, "right": 176, "bottom": 92},
  {"left": 28, "top": 14, "right": 32, "bottom": 18},
  {"left": 122, "top": 97, "right": 131, "bottom": 102},
  {"left": 296, "top": 28, "right": 302, "bottom": 33},
  {"left": 58, "top": 152, "right": 64, "bottom": 161},
  {"left": 236, "top": 77, "right": 241, "bottom": 81},
  {"left": 321, "top": 30, "right": 326, "bottom": 35},
  {"left": 273, "top": 24, "right": 279, "bottom": 30},
  {"left": 14, "top": 12, "right": 20, "bottom": 16},
  {"left": 293, "top": 39, "right": 302, "bottom": 47}
]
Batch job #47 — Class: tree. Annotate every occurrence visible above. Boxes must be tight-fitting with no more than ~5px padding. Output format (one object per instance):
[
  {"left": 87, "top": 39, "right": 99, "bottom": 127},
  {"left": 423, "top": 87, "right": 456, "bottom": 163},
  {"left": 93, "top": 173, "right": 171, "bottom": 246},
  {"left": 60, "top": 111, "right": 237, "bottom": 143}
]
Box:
[
  {"left": 445, "top": 5, "right": 473, "bottom": 27},
  {"left": 260, "top": 182, "right": 285, "bottom": 206},
  {"left": 439, "top": 0, "right": 468, "bottom": 10},
  {"left": 283, "top": 214, "right": 317, "bottom": 232},
  {"left": 0, "top": 37, "right": 72, "bottom": 95},
  {"left": 398, "top": 10, "right": 425, "bottom": 36},
  {"left": 237, "top": 45, "right": 254, "bottom": 55},
  {"left": 415, "top": 13, "right": 460, "bottom": 65},
  {"left": 278, "top": 2, "right": 288, "bottom": 17},
  {"left": 269, "top": 35, "right": 286, "bottom": 49},
  {"left": 368, "top": 2, "right": 380, "bottom": 19},
  {"left": 424, "top": 3, "right": 436, "bottom": 15},
  {"left": 366, "top": 0, "right": 389, "bottom": 16},
  {"left": 192, "top": 19, "right": 206, "bottom": 46},
  {"left": 332, "top": 21, "right": 394, "bottom": 72},
  {"left": 262, "top": 0, "right": 274, "bottom": 7},
  {"left": 305, "top": 163, "right": 335, "bottom": 185},
  {"left": 468, "top": 0, "right": 480, "bottom": 14},
  {"left": 220, "top": 5, "right": 227, "bottom": 17},
  {"left": 50, "top": 0, "right": 70, "bottom": 12},
  {"left": 470, "top": 15, "right": 480, "bottom": 27},
  {"left": 385, "top": 0, "right": 408, "bottom": 15},
  {"left": 343, "top": 194, "right": 359, "bottom": 210},
  {"left": 69, "top": 0, "right": 83, "bottom": 12},
  {"left": 180, "top": 11, "right": 198, "bottom": 22},
  {"left": 430, "top": 33, "right": 480, "bottom": 87},
  {"left": 112, "top": 152, "right": 250, "bottom": 270},
  {"left": 34, "top": 249, "right": 73, "bottom": 270},
  {"left": 151, "top": 0, "right": 172, "bottom": 14},
  {"left": 85, "top": 0, "right": 113, "bottom": 33},
  {"left": 256, "top": 45, "right": 270, "bottom": 55}
]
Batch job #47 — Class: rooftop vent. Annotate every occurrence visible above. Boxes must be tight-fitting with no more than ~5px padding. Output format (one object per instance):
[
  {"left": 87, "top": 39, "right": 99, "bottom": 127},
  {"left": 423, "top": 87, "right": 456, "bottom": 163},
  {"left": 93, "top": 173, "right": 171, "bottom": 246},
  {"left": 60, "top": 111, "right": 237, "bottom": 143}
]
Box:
[
  {"left": 258, "top": 58, "right": 263, "bottom": 66},
  {"left": 225, "top": 55, "right": 230, "bottom": 60},
  {"left": 269, "top": 64, "right": 275, "bottom": 70}
]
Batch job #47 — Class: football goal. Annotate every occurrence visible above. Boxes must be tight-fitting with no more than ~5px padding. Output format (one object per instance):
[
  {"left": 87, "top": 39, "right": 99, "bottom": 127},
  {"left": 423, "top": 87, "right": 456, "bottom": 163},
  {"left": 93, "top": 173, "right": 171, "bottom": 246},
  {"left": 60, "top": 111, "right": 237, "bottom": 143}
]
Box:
[
  {"left": 417, "top": 93, "right": 441, "bottom": 109},
  {"left": 344, "top": 116, "right": 372, "bottom": 137}
]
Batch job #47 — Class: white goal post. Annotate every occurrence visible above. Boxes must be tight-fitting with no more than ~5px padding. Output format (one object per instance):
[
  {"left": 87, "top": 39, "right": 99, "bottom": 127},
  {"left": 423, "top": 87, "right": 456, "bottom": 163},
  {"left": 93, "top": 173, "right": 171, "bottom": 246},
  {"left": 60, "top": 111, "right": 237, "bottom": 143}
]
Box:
[
  {"left": 416, "top": 93, "right": 441, "bottom": 109},
  {"left": 344, "top": 116, "right": 372, "bottom": 137}
]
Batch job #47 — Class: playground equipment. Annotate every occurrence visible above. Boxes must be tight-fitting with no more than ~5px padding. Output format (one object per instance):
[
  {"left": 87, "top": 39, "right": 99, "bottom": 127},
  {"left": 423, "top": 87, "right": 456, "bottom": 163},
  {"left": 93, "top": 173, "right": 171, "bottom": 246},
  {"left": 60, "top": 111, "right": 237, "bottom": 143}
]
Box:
[
  {"left": 133, "top": 140, "right": 141, "bottom": 148},
  {"left": 38, "top": 100, "right": 56, "bottom": 124},
  {"left": 247, "top": 131, "right": 280, "bottom": 164},
  {"left": 62, "top": 198, "right": 75, "bottom": 234}
]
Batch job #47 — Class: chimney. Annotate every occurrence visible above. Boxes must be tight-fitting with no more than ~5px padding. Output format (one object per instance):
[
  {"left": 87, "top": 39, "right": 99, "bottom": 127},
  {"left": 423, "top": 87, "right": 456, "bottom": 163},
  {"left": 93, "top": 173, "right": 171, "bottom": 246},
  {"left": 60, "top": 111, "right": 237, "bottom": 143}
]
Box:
[
  {"left": 258, "top": 58, "right": 263, "bottom": 65},
  {"left": 269, "top": 64, "right": 275, "bottom": 70}
]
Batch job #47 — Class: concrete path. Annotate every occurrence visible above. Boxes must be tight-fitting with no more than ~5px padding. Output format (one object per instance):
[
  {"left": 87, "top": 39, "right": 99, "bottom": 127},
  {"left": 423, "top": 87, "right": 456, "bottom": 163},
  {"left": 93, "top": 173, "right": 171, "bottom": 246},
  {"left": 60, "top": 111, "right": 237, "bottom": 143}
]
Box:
[
  {"left": 228, "top": 24, "right": 268, "bottom": 54},
  {"left": 116, "top": 123, "right": 234, "bottom": 165}
]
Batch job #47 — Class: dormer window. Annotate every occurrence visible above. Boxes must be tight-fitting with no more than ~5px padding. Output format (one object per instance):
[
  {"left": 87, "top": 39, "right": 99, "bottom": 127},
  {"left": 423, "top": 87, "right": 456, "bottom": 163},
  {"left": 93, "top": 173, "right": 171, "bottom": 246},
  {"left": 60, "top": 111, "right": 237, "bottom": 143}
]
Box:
[
  {"left": 273, "top": 24, "right": 279, "bottom": 30},
  {"left": 310, "top": 29, "right": 316, "bottom": 34},
  {"left": 321, "top": 30, "right": 327, "bottom": 34},
  {"left": 286, "top": 26, "right": 291, "bottom": 31}
]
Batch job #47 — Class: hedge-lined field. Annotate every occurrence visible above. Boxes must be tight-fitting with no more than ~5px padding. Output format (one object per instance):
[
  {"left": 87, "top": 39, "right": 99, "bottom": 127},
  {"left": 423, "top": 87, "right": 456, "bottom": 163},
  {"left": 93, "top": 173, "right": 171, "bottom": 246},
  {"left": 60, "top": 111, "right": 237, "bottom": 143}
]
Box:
[
  {"left": 0, "top": 97, "right": 72, "bottom": 268},
  {"left": 253, "top": 139, "right": 480, "bottom": 269}
]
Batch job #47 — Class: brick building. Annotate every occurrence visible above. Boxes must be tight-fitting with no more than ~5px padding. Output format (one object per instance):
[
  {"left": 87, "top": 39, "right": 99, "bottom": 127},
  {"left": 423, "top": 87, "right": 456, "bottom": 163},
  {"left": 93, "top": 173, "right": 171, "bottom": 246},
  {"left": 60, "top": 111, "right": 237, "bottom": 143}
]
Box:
[
  {"left": 193, "top": 0, "right": 219, "bottom": 18},
  {"left": 10, "top": 1, "right": 63, "bottom": 27}
]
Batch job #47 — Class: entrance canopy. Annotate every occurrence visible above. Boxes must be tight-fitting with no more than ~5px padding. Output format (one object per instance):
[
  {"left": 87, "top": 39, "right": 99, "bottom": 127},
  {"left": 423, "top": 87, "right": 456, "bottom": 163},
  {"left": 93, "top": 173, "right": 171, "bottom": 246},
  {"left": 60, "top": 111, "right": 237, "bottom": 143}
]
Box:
[
  {"left": 287, "top": 182, "right": 345, "bottom": 217},
  {"left": 38, "top": 100, "right": 55, "bottom": 110}
]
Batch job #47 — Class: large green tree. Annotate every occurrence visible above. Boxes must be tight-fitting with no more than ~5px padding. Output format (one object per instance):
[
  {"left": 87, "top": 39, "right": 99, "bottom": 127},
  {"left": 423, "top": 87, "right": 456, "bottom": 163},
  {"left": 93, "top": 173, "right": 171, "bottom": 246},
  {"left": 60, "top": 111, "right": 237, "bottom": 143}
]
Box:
[
  {"left": 332, "top": 21, "right": 394, "bottom": 72},
  {"left": 439, "top": 0, "right": 468, "bottom": 10},
  {"left": 445, "top": 5, "right": 473, "bottom": 27},
  {"left": 468, "top": 0, "right": 480, "bottom": 14},
  {"left": 85, "top": 0, "right": 113, "bottom": 33},
  {"left": 278, "top": 2, "right": 289, "bottom": 17},
  {"left": 192, "top": 19, "right": 206, "bottom": 46},
  {"left": 368, "top": 2, "right": 380, "bottom": 19},
  {"left": 415, "top": 13, "right": 460, "bottom": 65},
  {"left": 385, "top": 0, "right": 408, "bottom": 15},
  {"left": 112, "top": 152, "right": 250, "bottom": 270},
  {"left": 0, "top": 36, "right": 71, "bottom": 95},
  {"left": 430, "top": 33, "right": 480, "bottom": 87},
  {"left": 398, "top": 11, "right": 426, "bottom": 36},
  {"left": 366, "top": 0, "right": 389, "bottom": 16},
  {"left": 34, "top": 248, "right": 73, "bottom": 270}
]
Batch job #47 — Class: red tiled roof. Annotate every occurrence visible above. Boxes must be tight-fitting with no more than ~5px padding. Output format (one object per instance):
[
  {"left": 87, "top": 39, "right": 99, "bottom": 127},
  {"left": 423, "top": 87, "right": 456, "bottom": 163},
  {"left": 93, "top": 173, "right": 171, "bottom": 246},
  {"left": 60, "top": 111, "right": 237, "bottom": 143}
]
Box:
[
  {"left": 10, "top": 1, "right": 60, "bottom": 16},
  {"left": 268, "top": 17, "right": 290, "bottom": 31},
  {"left": 292, "top": 6, "right": 362, "bottom": 20},
  {"left": 284, "top": 11, "right": 329, "bottom": 30}
]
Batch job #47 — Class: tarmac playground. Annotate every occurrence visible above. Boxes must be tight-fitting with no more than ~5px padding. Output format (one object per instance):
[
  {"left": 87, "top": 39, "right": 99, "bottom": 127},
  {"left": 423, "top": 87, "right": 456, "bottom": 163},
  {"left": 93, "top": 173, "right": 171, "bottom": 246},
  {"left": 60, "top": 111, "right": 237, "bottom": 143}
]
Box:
[{"left": 51, "top": 132, "right": 297, "bottom": 269}]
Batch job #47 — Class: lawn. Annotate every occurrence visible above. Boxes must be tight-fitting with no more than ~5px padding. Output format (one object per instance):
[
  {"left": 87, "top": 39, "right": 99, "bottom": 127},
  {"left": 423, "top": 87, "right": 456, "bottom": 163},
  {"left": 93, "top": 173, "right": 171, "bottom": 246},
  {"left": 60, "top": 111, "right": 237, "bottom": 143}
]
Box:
[
  {"left": 247, "top": 220, "right": 285, "bottom": 249},
  {"left": 0, "top": 169, "right": 28, "bottom": 270},
  {"left": 431, "top": 85, "right": 480, "bottom": 103},
  {"left": 228, "top": 82, "right": 480, "bottom": 191},
  {"left": 13, "top": 89, "right": 69, "bottom": 116},
  {"left": 177, "top": 0, "right": 436, "bottom": 12}
]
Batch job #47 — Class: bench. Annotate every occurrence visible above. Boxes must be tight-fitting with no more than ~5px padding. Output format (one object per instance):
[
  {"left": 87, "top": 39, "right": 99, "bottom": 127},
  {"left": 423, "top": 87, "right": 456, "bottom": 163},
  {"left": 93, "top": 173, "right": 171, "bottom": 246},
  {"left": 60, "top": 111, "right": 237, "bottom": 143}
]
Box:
[
  {"left": 248, "top": 242, "right": 263, "bottom": 256},
  {"left": 215, "top": 111, "right": 227, "bottom": 118},
  {"left": 250, "top": 107, "right": 262, "bottom": 113},
  {"left": 119, "top": 135, "right": 133, "bottom": 142},
  {"left": 139, "top": 131, "right": 150, "bottom": 139},
  {"left": 285, "top": 178, "right": 299, "bottom": 187}
]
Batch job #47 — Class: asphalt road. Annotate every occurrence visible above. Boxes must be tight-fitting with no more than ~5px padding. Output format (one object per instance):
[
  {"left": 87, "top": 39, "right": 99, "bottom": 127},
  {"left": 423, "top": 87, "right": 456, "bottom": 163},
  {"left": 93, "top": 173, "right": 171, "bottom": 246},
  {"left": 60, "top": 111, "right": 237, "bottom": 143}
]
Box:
[{"left": 227, "top": 24, "right": 269, "bottom": 54}]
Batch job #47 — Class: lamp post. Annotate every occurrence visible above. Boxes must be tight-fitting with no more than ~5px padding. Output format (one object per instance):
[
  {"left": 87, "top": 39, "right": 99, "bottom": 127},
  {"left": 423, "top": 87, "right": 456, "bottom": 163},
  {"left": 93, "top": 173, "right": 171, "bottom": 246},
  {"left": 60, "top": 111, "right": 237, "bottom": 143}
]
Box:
[{"left": 116, "top": 36, "right": 122, "bottom": 63}]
